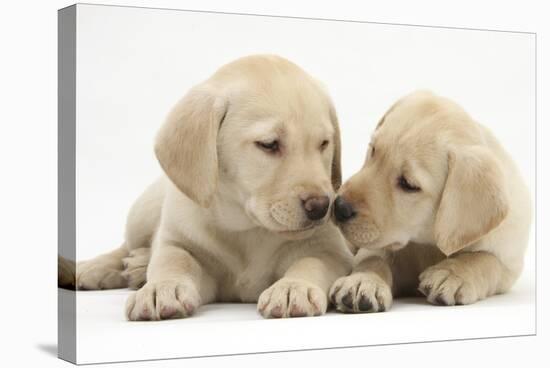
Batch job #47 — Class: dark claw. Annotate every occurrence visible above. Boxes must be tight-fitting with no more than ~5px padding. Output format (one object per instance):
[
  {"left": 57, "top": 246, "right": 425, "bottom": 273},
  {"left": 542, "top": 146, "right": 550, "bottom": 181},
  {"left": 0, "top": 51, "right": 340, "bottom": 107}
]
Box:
[
  {"left": 341, "top": 291, "right": 354, "bottom": 310},
  {"left": 435, "top": 295, "right": 447, "bottom": 305},
  {"left": 358, "top": 295, "right": 373, "bottom": 312}
]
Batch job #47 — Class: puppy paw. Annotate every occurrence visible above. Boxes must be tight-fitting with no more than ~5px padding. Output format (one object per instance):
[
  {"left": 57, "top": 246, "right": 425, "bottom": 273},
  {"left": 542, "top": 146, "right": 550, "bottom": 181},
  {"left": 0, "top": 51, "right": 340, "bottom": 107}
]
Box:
[
  {"left": 76, "top": 263, "right": 126, "bottom": 290},
  {"left": 121, "top": 247, "right": 150, "bottom": 290},
  {"left": 418, "top": 266, "right": 478, "bottom": 306},
  {"left": 329, "top": 272, "right": 392, "bottom": 313},
  {"left": 126, "top": 279, "right": 201, "bottom": 321},
  {"left": 257, "top": 278, "right": 327, "bottom": 318}
]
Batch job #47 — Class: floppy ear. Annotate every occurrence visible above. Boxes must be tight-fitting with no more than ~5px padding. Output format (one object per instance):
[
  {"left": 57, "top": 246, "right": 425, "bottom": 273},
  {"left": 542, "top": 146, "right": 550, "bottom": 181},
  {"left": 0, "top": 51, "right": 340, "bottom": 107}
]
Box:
[
  {"left": 434, "top": 146, "right": 509, "bottom": 256},
  {"left": 329, "top": 104, "right": 342, "bottom": 190},
  {"left": 154, "top": 84, "right": 227, "bottom": 207}
]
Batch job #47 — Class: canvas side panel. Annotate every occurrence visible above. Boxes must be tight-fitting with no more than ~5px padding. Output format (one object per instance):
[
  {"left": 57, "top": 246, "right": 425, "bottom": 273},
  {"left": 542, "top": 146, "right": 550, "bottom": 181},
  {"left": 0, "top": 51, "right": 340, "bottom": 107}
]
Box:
[{"left": 58, "top": 4, "right": 77, "bottom": 364}]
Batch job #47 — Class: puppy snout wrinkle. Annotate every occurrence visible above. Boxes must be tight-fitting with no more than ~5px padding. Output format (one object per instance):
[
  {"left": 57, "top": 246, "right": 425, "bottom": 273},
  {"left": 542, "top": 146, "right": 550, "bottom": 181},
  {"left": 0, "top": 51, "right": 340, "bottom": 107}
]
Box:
[
  {"left": 302, "top": 195, "right": 330, "bottom": 221},
  {"left": 334, "top": 196, "right": 356, "bottom": 223}
]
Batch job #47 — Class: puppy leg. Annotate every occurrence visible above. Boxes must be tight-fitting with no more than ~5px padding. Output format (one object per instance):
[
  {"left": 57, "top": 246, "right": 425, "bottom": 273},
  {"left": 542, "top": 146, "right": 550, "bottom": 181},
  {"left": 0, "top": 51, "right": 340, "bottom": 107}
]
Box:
[
  {"left": 258, "top": 256, "right": 346, "bottom": 318},
  {"left": 125, "top": 243, "right": 216, "bottom": 321},
  {"left": 330, "top": 255, "right": 393, "bottom": 313},
  {"left": 76, "top": 245, "right": 129, "bottom": 290},
  {"left": 418, "top": 251, "right": 515, "bottom": 305}
]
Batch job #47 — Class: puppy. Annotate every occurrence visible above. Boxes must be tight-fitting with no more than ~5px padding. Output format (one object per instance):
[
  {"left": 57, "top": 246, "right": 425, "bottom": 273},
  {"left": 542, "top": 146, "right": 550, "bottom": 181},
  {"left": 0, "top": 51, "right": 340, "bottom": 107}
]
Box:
[
  {"left": 330, "top": 91, "right": 531, "bottom": 312},
  {"left": 75, "top": 55, "right": 352, "bottom": 320}
]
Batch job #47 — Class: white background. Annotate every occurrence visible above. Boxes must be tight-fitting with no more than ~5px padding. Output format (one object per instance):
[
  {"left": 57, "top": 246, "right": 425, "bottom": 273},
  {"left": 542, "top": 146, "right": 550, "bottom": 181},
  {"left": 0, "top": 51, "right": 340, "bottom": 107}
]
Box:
[{"left": 0, "top": 0, "right": 548, "bottom": 367}]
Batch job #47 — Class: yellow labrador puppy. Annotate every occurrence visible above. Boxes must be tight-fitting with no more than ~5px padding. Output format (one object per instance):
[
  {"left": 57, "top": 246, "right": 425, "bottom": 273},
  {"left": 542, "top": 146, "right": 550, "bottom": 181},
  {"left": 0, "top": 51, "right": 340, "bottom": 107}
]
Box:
[
  {"left": 330, "top": 91, "right": 531, "bottom": 312},
  {"left": 75, "top": 55, "right": 352, "bottom": 320}
]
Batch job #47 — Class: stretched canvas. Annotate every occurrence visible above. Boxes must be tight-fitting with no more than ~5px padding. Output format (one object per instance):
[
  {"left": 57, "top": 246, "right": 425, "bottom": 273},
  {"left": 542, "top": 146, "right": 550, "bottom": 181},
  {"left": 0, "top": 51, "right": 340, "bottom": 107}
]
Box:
[{"left": 58, "top": 4, "right": 536, "bottom": 364}]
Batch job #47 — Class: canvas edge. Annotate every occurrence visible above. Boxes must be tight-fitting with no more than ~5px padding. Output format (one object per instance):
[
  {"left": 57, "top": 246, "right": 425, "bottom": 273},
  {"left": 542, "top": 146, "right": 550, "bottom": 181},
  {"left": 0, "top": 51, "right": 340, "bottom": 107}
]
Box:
[{"left": 58, "top": 4, "right": 77, "bottom": 365}]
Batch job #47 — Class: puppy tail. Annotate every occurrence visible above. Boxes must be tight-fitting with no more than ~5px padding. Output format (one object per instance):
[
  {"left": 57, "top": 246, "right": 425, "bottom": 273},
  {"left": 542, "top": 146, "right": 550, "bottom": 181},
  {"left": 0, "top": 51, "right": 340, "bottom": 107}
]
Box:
[{"left": 58, "top": 255, "right": 76, "bottom": 290}]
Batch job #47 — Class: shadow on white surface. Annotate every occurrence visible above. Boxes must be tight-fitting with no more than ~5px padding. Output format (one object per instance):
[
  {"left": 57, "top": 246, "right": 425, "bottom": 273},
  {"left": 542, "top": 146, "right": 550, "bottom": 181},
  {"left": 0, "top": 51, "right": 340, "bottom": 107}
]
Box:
[{"left": 36, "top": 344, "right": 57, "bottom": 358}]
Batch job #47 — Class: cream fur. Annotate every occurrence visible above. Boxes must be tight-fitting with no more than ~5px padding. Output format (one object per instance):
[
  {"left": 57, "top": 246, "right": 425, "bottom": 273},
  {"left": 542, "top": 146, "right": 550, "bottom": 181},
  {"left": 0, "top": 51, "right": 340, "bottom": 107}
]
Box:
[
  {"left": 330, "top": 91, "right": 531, "bottom": 312},
  {"left": 74, "top": 55, "right": 352, "bottom": 320}
]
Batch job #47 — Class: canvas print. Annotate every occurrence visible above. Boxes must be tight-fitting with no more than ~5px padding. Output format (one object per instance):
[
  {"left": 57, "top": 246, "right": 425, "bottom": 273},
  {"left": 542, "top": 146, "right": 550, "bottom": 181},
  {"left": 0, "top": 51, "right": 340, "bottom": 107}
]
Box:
[{"left": 58, "top": 4, "right": 536, "bottom": 364}]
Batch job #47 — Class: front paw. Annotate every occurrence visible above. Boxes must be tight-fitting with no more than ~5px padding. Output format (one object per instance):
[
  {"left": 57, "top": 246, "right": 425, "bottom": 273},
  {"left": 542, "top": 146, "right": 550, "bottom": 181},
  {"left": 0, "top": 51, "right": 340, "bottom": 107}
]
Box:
[
  {"left": 257, "top": 278, "right": 327, "bottom": 318},
  {"left": 418, "top": 265, "right": 478, "bottom": 306},
  {"left": 125, "top": 279, "right": 201, "bottom": 321},
  {"left": 330, "top": 272, "right": 392, "bottom": 313}
]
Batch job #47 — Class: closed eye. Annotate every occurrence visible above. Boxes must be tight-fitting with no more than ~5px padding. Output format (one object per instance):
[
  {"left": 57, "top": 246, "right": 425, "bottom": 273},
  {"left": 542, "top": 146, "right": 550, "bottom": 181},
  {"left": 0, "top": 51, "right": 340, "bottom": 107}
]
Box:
[
  {"left": 255, "top": 139, "right": 280, "bottom": 154},
  {"left": 397, "top": 175, "right": 421, "bottom": 192}
]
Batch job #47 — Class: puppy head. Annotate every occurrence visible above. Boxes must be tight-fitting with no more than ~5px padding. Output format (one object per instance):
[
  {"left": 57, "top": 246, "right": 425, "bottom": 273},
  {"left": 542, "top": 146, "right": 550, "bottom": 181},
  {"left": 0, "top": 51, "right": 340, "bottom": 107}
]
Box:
[
  {"left": 155, "top": 55, "right": 341, "bottom": 238},
  {"left": 334, "top": 91, "right": 509, "bottom": 255}
]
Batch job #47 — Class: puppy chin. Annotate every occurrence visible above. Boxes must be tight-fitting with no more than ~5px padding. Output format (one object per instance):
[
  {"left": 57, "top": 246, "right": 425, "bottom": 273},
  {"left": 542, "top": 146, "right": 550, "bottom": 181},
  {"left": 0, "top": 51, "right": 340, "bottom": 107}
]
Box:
[
  {"left": 245, "top": 202, "right": 320, "bottom": 239},
  {"left": 276, "top": 227, "right": 317, "bottom": 240},
  {"left": 385, "top": 242, "right": 407, "bottom": 252},
  {"left": 338, "top": 221, "right": 380, "bottom": 251},
  {"left": 339, "top": 218, "right": 409, "bottom": 253},
  {"left": 351, "top": 238, "right": 407, "bottom": 253},
  {"left": 269, "top": 217, "right": 323, "bottom": 240}
]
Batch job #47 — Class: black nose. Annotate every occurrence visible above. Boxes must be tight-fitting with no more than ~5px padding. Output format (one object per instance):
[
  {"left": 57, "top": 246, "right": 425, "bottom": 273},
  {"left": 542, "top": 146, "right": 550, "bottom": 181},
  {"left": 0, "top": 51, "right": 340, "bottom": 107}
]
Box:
[
  {"left": 334, "top": 196, "right": 356, "bottom": 223},
  {"left": 302, "top": 195, "right": 330, "bottom": 221}
]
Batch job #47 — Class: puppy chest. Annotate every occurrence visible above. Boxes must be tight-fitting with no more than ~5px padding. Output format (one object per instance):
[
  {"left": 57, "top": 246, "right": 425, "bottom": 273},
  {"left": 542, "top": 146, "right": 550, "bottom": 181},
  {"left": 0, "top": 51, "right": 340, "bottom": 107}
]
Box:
[
  {"left": 209, "top": 233, "right": 282, "bottom": 302},
  {"left": 233, "top": 268, "right": 274, "bottom": 302},
  {"left": 216, "top": 253, "right": 277, "bottom": 302}
]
